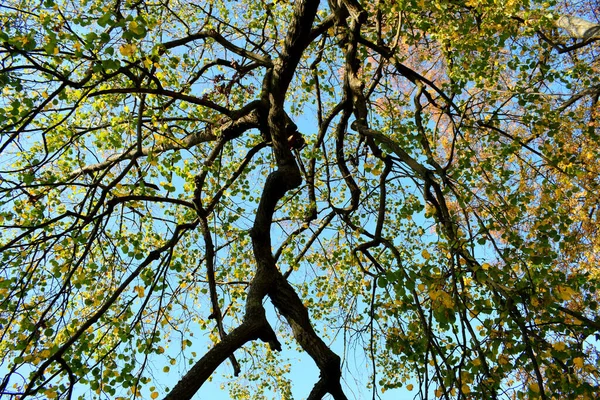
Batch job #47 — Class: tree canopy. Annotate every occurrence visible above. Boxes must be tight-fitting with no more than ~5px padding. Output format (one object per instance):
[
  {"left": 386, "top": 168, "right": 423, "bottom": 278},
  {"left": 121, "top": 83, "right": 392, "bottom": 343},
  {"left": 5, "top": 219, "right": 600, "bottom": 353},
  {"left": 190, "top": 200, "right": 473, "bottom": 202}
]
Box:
[{"left": 1, "top": 0, "right": 599, "bottom": 399}]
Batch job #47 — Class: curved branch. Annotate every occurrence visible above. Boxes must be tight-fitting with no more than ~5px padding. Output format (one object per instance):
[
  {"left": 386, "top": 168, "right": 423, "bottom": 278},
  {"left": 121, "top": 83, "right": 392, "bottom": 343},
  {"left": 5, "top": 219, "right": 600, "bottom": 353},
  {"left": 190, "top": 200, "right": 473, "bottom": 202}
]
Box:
[
  {"left": 88, "top": 87, "right": 231, "bottom": 115},
  {"left": 161, "top": 30, "right": 273, "bottom": 67},
  {"left": 162, "top": 319, "right": 272, "bottom": 400}
]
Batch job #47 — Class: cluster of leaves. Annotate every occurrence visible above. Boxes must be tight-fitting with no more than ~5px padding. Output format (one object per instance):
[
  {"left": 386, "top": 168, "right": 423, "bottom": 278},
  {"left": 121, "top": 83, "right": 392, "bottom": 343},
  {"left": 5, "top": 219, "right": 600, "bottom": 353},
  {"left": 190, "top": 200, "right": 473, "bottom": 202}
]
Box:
[{"left": 1, "top": 0, "right": 599, "bottom": 399}]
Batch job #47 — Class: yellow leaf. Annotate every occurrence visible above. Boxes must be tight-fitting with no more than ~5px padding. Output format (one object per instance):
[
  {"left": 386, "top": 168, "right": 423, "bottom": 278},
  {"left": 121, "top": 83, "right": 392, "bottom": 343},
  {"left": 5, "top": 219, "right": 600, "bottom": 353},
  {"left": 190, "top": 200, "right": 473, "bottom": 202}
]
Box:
[
  {"left": 418, "top": 283, "right": 425, "bottom": 291},
  {"left": 481, "top": 263, "right": 491, "bottom": 270},
  {"left": 17, "top": 35, "right": 31, "bottom": 46},
  {"left": 129, "top": 21, "right": 139, "bottom": 33},
  {"left": 556, "top": 285, "right": 576, "bottom": 301},
  {"left": 573, "top": 357, "right": 584, "bottom": 368},
  {"left": 498, "top": 354, "right": 509, "bottom": 365},
  {"left": 422, "top": 249, "right": 431, "bottom": 260},
  {"left": 442, "top": 293, "right": 454, "bottom": 308},
  {"left": 461, "top": 371, "right": 472, "bottom": 383},
  {"left": 151, "top": 392, "right": 159, "bottom": 399},
  {"left": 119, "top": 43, "right": 136, "bottom": 57},
  {"left": 406, "top": 384, "right": 414, "bottom": 391},
  {"left": 552, "top": 342, "right": 566, "bottom": 351},
  {"left": 134, "top": 286, "right": 145, "bottom": 297}
]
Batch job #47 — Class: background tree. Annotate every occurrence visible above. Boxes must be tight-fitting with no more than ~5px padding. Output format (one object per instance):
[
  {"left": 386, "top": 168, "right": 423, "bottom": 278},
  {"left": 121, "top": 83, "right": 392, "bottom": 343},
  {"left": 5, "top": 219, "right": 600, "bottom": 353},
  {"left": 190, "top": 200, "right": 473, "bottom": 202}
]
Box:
[{"left": 1, "top": 0, "right": 599, "bottom": 399}]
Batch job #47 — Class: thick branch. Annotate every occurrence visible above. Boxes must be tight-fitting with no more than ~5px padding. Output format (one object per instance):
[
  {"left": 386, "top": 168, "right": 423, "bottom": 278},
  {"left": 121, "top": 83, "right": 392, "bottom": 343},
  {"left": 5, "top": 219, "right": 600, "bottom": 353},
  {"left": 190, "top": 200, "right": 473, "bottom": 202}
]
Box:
[
  {"left": 162, "top": 320, "right": 266, "bottom": 400},
  {"left": 270, "top": 274, "right": 347, "bottom": 399},
  {"left": 272, "top": 0, "right": 322, "bottom": 96}
]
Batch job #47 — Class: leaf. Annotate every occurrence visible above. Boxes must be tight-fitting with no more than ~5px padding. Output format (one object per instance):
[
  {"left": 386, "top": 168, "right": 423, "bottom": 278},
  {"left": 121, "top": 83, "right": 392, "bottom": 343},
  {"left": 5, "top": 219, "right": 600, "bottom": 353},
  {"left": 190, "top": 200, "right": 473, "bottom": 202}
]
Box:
[
  {"left": 134, "top": 286, "right": 145, "bottom": 297},
  {"left": 556, "top": 285, "right": 576, "bottom": 301},
  {"left": 552, "top": 342, "right": 566, "bottom": 351},
  {"left": 529, "top": 383, "right": 540, "bottom": 393},
  {"left": 44, "top": 40, "right": 58, "bottom": 55},
  {"left": 119, "top": 43, "right": 136, "bottom": 57},
  {"left": 98, "top": 12, "right": 113, "bottom": 27},
  {"left": 85, "top": 32, "right": 98, "bottom": 43},
  {"left": 129, "top": 21, "right": 146, "bottom": 37}
]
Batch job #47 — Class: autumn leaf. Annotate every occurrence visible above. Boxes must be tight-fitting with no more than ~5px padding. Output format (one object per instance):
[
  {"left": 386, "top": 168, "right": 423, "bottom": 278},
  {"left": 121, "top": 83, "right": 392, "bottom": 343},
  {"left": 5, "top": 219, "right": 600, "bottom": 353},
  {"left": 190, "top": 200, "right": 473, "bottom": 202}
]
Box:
[
  {"left": 553, "top": 342, "right": 566, "bottom": 351},
  {"left": 556, "top": 285, "right": 576, "bottom": 301},
  {"left": 119, "top": 43, "right": 136, "bottom": 57}
]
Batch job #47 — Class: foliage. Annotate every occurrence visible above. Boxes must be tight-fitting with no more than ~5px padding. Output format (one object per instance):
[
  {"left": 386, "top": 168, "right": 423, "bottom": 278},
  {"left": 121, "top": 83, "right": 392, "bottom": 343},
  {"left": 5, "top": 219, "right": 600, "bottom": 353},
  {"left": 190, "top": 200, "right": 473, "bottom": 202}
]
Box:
[{"left": 1, "top": 0, "right": 599, "bottom": 399}]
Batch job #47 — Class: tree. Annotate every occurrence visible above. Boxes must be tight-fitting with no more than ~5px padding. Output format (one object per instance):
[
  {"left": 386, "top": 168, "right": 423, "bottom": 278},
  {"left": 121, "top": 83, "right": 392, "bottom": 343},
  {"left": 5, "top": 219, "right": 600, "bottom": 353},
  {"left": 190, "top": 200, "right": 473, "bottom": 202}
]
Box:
[{"left": 1, "top": 0, "right": 599, "bottom": 398}]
